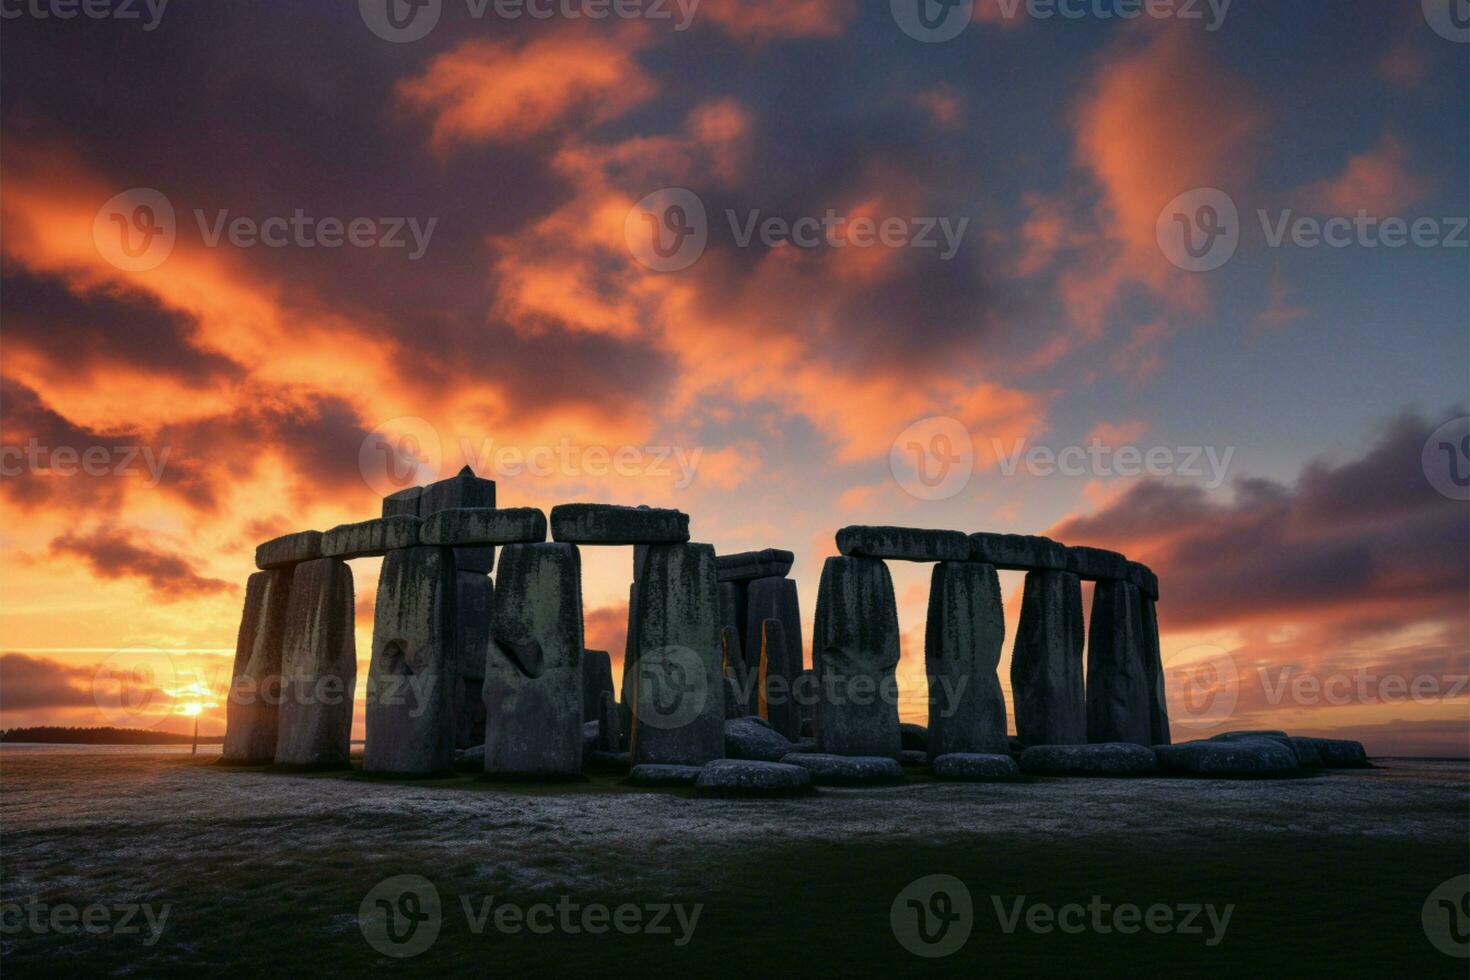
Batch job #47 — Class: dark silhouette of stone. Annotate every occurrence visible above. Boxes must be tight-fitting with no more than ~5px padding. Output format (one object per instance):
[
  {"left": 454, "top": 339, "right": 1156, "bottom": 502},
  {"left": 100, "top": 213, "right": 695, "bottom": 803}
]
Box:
[
  {"left": 900, "top": 723, "right": 928, "bottom": 751},
  {"left": 1066, "top": 546, "right": 1129, "bottom": 581},
  {"left": 420, "top": 507, "right": 547, "bottom": 547},
  {"left": 1019, "top": 742, "right": 1158, "bottom": 775},
  {"left": 779, "top": 752, "right": 903, "bottom": 786},
  {"left": 1011, "top": 570, "right": 1086, "bottom": 746},
  {"left": 967, "top": 533, "right": 1068, "bottom": 571},
  {"left": 627, "top": 542, "right": 725, "bottom": 766},
  {"left": 757, "top": 617, "right": 802, "bottom": 739},
  {"left": 419, "top": 465, "right": 497, "bottom": 573},
  {"left": 364, "top": 546, "right": 458, "bottom": 775},
  {"left": 453, "top": 571, "right": 491, "bottom": 749},
  {"left": 274, "top": 558, "right": 356, "bottom": 767},
  {"left": 744, "top": 576, "right": 803, "bottom": 719},
  {"left": 719, "top": 626, "right": 749, "bottom": 719},
  {"left": 255, "top": 530, "right": 323, "bottom": 570},
  {"left": 835, "top": 525, "right": 968, "bottom": 562},
  {"left": 1288, "top": 737, "right": 1324, "bottom": 767},
  {"left": 223, "top": 568, "right": 293, "bottom": 764},
  {"left": 1155, "top": 738, "right": 1299, "bottom": 777},
  {"left": 716, "top": 548, "right": 795, "bottom": 582},
  {"left": 812, "top": 556, "right": 901, "bottom": 760},
  {"left": 550, "top": 503, "right": 689, "bottom": 544},
  {"left": 322, "top": 515, "right": 423, "bottom": 559},
  {"left": 1138, "top": 593, "right": 1170, "bottom": 745},
  {"left": 900, "top": 749, "right": 928, "bottom": 767},
  {"left": 1086, "top": 579, "right": 1152, "bottom": 746},
  {"left": 453, "top": 744, "right": 485, "bottom": 772},
  {"left": 925, "top": 561, "right": 1008, "bottom": 759},
  {"left": 1127, "top": 561, "right": 1159, "bottom": 600},
  {"left": 694, "top": 759, "right": 812, "bottom": 797},
  {"left": 628, "top": 764, "right": 702, "bottom": 786},
  {"left": 717, "top": 581, "right": 745, "bottom": 643},
  {"left": 381, "top": 486, "right": 423, "bottom": 518},
  {"left": 1291, "top": 737, "right": 1369, "bottom": 768},
  {"left": 483, "top": 543, "right": 584, "bottom": 777},
  {"left": 620, "top": 580, "right": 637, "bottom": 737},
  {"left": 581, "top": 649, "right": 614, "bottom": 723},
  {"left": 724, "top": 715, "right": 794, "bottom": 762},
  {"left": 596, "top": 691, "right": 623, "bottom": 752},
  {"left": 932, "top": 753, "right": 1021, "bottom": 781}
]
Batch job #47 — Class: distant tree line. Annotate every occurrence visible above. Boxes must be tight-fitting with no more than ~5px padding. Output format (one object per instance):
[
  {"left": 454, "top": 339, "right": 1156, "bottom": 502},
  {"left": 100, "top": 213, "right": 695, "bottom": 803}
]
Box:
[{"left": 0, "top": 726, "right": 225, "bottom": 744}]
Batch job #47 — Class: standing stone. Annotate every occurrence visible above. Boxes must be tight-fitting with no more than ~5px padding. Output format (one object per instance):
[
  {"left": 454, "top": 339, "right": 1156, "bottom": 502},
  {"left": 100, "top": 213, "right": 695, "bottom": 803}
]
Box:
[
  {"left": 582, "top": 648, "right": 614, "bottom": 723},
  {"left": 759, "top": 618, "right": 801, "bottom": 740},
  {"left": 719, "top": 625, "right": 750, "bottom": 715},
  {"left": 597, "top": 689, "right": 623, "bottom": 752},
  {"left": 275, "top": 558, "right": 356, "bottom": 767},
  {"left": 1138, "top": 594, "right": 1170, "bottom": 745},
  {"left": 925, "top": 562, "right": 1008, "bottom": 759},
  {"left": 483, "top": 543, "right": 584, "bottom": 777},
  {"left": 1011, "top": 570, "right": 1086, "bottom": 746},
  {"left": 223, "top": 568, "right": 293, "bottom": 763},
  {"left": 454, "top": 571, "right": 492, "bottom": 748},
  {"left": 717, "top": 581, "right": 746, "bottom": 651},
  {"left": 744, "top": 576, "right": 803, "bottom": 715},
  {"left": 620, "top": 580, "right": 638, "bottom": 736},
  {"left": 364, "top": 546, "right": 458, "bottom": 775},
  {"left": 812, "top": 556, "right": 901, "bottom": 759},
  {"left": 628, "top": 542, "right": 725, "bottom": 766},
  {"left": 1086, "top": 579, "right": 1152, "bottom": 746},
  {"left": 381, "top": 486, "right": 423, "bottom": 518},
  {"left": 418, "top": 466, "right": 497, "bottom": 573}
]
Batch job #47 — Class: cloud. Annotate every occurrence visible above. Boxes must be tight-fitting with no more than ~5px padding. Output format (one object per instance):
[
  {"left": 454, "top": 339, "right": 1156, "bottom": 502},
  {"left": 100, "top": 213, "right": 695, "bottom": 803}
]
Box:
[
  {"left": 1302, "top": 133, "right": 1431, "bottom": 216},
  {"left": 699, "top": 0, "right": 854, "bottom": 41},
  {"left": 48, "top": 529, "right": 236, "bottom": 601},
  {"left": 0, "top": 653, "right": 95, "bottom": 710}
]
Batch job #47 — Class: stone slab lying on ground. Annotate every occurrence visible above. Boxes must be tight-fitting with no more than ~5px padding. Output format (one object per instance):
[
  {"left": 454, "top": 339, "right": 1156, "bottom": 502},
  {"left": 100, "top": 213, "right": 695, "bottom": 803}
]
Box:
[
  {"left": 694, "top": 759, "right": 813, "bottom": 797},
  {"left": 1289, "top": 737, "right": 1370, "bottom": 768},
  {"left": 835, "top": 525, "right": 969, "bottom": 562},
  {"left": 1065, "top": 546, "right": 1130, "bottom": 581},
  {"left": 725, "top": 716, "right": 794, "bottom": 762},
  {"left": 1019, "top": 742, "right": 1159, "bottom": 775},
  {"left": 1127, "top": 561, "right": 1160, "bottom": 600},
  {"left": 255, "top": 530, "right": 323, "bottom": 570},
  {"left": 550, "top": 503, "right": 690, "bottom": 544},
  {"left": 321, "top": 516, "right": 423, "bottom": 559},
  {"left": 967, "top": 533, "right": 1069, "bottom": 571},
  {"left": 628, "top": 764, "right": 702, "bottom": 786},
  {"left": 932, "top": 752, "right": 1022, "bottom": 781},
  {"left": 1155, "top": 738, "right": 1300, "bottom": 777},
  {"left": 420, "top": 507, "right": 547, "bottom": 547},
  {"left": 779, "top": 753, "right": 904, "bottom": 786},
  {"left": 716, "top": 548, "right": 794, "bottom": 582}
]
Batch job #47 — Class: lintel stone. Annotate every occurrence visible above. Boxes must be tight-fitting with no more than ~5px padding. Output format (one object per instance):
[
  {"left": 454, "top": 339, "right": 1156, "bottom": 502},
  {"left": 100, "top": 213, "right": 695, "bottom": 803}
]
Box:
[
  {"left": 550, "top": 503, "right": 690, "bottom": 545},
  {"left": 420, "top": 507, "right": 547, "bottom": 547},
  {"left": 321, "top": 515, "right": 423, "bottom": 559},
  {"left": 1066, "top": 545, "right": 1130, "bottom": 581},
  {"left": 255, "top": 530, "right": 323, "bottom": 570},
  {"left": 835, "top": 525, "right": 968, "bottom": 563},
  {"left": 967, "top": 532, "right": 1068, "bottom": 571}
]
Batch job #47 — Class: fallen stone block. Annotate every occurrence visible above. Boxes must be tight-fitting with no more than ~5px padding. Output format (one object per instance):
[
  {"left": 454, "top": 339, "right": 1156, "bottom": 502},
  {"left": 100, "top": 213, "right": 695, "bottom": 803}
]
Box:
[
  {"left": 1286, "top": 736, "right": 1370, "bottom": 769},
  {"left": 1086, "top": 579, "right": 1152, "bottom": 746},
  {"left": 1066, "top": 546, "right": 1130, "bottom": 581},
  {"left": 925, "top": 561, "right": 1009, "bottom": 759},
  {"left": 420, "top": 466, "right": 497, "bottom": 573},
  {"left": 274, "top": 558, "right": 356, "bottom": 767},
  {"left": 1018, "top": 742, "right": 1158, "bottom": 775},
  {"left": 223, "top": 568, "right": 293, "bottom": 764},
  {"left": 725, "top": 715, "right": 794, "bottom": 762},
  {"left": 322, "top": 515, "right": 423, "bottom": 560},
  {"left": 581, "top": 649, "right": 614, "bottom": 724},
  {"left": 550, "top": 503, "right": 690, "bottom": 545},
  {"left": 1211, "top": 730, "right": 1293, "bottom": 750},
  {"left": 835, "top": 525, "right": 969, "bottom": 563},
  {"left": 628, "top": 763, "right": 702, "bottom": 786},
  {"left": 967, "top": 533, "right": 1068, "bottom": 571},
  {"left": 1155, "top": 738, "right": 1300, "bottom": 777},
  {"left": 1011, "top": 570, "right": 1086, "bottom": 747},
  {"left": 779, "top": 752, "right": 904, "bottom": 786},
  {"left": 694, "top": 759, "right": 813, "bottom": 797},
  {"left": 255, "top": 530, "right": 323, "bottom": 570},
  {"left": 716, "top": 548, "right": 795, "bottom": 582},
  {"left": 453, "top": 572, "right": 492, "bottom": 749},
  {"left": 420, "top": 507, "right": 547, "bottom": 547},
  {"left": 381, "top": 486, "right": 423, "bottom": 518},
  {"left": 1127, "top": 561, "right": 1159, "bottom": 600},
  {"left": 932, "top": 753, "right": 1022, "bottom": 781},
  {"left": 812, "top": 556, "right": 902, "bottom": 759}
]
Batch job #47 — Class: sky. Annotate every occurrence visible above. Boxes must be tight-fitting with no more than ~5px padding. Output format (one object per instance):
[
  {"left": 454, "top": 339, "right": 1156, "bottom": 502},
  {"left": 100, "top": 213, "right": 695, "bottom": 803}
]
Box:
[{"left": 1, "top": 0, "right": 1466, "bottom": 755}]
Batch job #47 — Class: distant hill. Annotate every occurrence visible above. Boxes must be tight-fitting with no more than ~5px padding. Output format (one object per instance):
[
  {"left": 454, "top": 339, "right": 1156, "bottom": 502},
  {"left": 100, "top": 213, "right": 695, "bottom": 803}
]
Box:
[{"left": 0, "top": 726, "right": 224, "bottom": 745}]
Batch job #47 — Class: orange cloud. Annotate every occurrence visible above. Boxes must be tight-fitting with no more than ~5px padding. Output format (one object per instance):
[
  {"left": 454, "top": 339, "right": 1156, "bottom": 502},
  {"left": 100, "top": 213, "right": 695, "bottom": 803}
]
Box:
[{"left": 1302, "top": 134, "right": 1431, "bottom": 216}]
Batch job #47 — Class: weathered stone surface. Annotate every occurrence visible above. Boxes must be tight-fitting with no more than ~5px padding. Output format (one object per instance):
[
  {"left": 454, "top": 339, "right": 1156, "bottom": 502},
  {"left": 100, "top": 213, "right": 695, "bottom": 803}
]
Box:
[
  {"left": 723, "top": 676, "right": 744, "bottom": 719},
  {"left": 900, "top": 749, "right": 928, "bottom": 767},
  {"left": 255, "top": 530, "right": 322, "bottom": 570},
  {"left": 719, "top": 627, "right": 748, "bottom": 719},
  {"left": 620, "top": 581, "right": 637, "bottom": 737},
  {"left": 925, "top": 562, "right": 1008, "bottom": 759},
  {"left": 483, "top": 543, "right": 584, "bottom": 777},
  {"left": 274, "top": 559, "right": 356, "bottom": 767},
  {"left": 835, "top": 525, "right": 969, "bottom": 563},
  {"left": 1127, "top": 561, "right": 1159, "bottom": 600},
  {"left": 223, "top": 568, "right": 293, "bottom": 764},
  {"left": 744, "top": 577, "right": 803, "bottom": 724},
  {"left": 757, "top": 617, "right": 803, "bottom": 740},
  {"left": 381, "top": 486, "right": 423, "bottom": 518},
  {"left": 1066, "top": 546, "right": 1130, "bottom": 581},
  {"left": 599, "top": 693, "right": 627, "bottom": 752},
  {"left": 1019, "top": 742, "right": 1158, "bottom": 775},
  {"left": 1086, "top": 579, "right": 1152, "bottom": 746},
  {"left": 1011, "top": 575, "right": 1087, "bottom": 748},
  {"left": 716, "top": 548, "right": 795, "bottom": 582},
  {"left": 420, "top": 507, "right": 547, "bottom": 547},
  {"left": 550, "top": 503, "right": 690, "bottom": 545},
  {"left": 1138, "top": 593, "right": 1170, "bottom": 746},
  {"left": 1156, "top": 739, "right": 1300, "bottom": 777},
  {"left": 1288, "top": 737, "right": 1324, "bottom": 767},
  {"left": 932, "top": 752, "right": 1021, "bottom": 781},
  {"left": 581, "top": 720, "right": 600, "bottom": 761},
  {"left": 587, "top": 750, "right": 630, "bottom": 769},
  {"left": 419, "top": 466, "right": 497, "bottom": 573},
  {"left": 792, "top": 737, "right": 819, "bottom": 754},
  {"left": 322, "top": 515, "right": 423, "bottom": 560},
  {"left": 581, "top": 649, "right": 614, "bottom": 723},
  {"left": 779, "top": 752, "right": 903, "bottom": 786},
  {"left": 453, "top": 572, "right": 492, "bottom": 749},
  {"left": 364, "top": 546, "right": 458, "bottom": 775},
  {"left": 725, "top": 715, "right": 794, "bottom": 762},
  {"left": 900, "top": 723, "right": 929, "bottom": 751},
  {"left": 717, "top": 581, "right": 745, "bottom": 643},
  {"left": 967, "top": 533, "right": 1068, "bottom": 571},
  {"left": 628, "top": 543, "right": 725, "bottom": 766},
  {"left": 628, "top": 764, "right": 702, "bottom": 786},
  {"left": 694, "top": 759, "right": 812, "bottom": 797},
  {"left": 813, "top": 556, "right": 901, "bottom": 760},
  {"left": 1288, "top": 736, "right": 1370, "bottom": 769}
]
